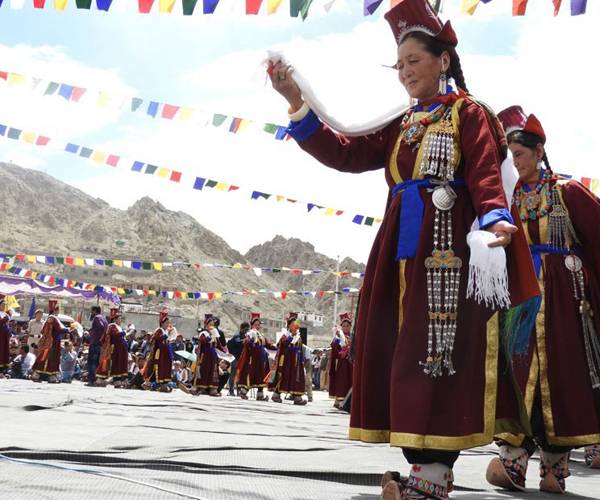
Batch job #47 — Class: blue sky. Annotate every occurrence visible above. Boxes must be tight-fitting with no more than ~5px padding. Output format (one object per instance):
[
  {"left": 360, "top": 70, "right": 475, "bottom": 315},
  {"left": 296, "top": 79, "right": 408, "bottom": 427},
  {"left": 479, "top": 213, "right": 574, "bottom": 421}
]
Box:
[{"left": 0, "top": 0, "right": 597, "bottom": 262}]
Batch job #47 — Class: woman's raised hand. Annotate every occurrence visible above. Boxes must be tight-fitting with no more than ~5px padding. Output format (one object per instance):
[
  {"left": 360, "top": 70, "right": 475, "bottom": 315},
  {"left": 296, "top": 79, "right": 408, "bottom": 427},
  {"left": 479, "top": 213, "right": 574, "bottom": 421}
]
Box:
[{"left": 267, "top": 60, "right": 304, "bottom": 112}]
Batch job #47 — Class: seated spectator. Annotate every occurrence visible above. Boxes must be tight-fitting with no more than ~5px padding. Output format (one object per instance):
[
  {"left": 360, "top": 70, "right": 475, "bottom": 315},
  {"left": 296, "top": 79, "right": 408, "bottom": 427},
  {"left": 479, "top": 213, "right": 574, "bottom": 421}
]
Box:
[
  {"left": 60, "top": 341, "right": 78, "bottom": 384},
  {"left": 6, "top": 344, "right": 36, "bottom": 379},
  {"left": 127, "top": 355, "right": 147, "bottom": 389},
  {"left": 127, "top": 353, "right": 140, "bottom": 380},
  {"left": 171, "top": 334, "right": 186, "bottom": 362},
  {"left": 172, "top": 360, "right": 190, "bottom": 389},
  {"left": 217, "top": 360, "right": 231, "bottom": 393}
]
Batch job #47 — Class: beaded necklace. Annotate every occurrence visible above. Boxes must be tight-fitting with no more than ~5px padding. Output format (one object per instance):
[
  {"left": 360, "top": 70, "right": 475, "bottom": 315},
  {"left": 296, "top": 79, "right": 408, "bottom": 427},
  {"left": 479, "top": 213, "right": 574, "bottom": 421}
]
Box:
[
  {"left": 515, "top": 169, "right": 553, "bottom": 221},
  {"left": 400, "top": 103, "right": 448, "bottom": 146}
]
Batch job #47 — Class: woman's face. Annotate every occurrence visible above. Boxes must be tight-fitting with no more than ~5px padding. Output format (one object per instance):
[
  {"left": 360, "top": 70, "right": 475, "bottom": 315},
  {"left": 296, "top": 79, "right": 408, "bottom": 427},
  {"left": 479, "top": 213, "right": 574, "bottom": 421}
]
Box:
[
  {"left": 509, "top": 142, "right": 544, "bottom": 182},
  {"left": 397, "top": 38, "right": 446, "bottom": 102}
]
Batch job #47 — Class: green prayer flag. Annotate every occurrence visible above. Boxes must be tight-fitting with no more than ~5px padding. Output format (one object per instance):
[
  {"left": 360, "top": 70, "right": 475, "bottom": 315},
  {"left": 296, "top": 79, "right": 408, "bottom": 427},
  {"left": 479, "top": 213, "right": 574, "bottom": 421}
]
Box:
[
  {"left": 145, "top": 164, "right": 158, "bottom": 175},
  {"left": 205, "top": 180, "right": 218, "bottom": 188},
  {"left": 44, "top": 82, "right": 60, "bottom": 96},
  {"left": 290, "top": 0, "right": 313, "bottom": 20},
  {"left": 187, "top": 292, "right": 194, "bottom": 299},
  {"left": 364, "top": 217, "right": 374, "bottom": 226},
  {"left": 76, "top": 0, "right": 92, "bottom": 7},
  {"left": 142, "top": 262, "right": 152, "bottom": 270},
  {"left": 182, "top": 0, "right": 198, "bottom": 14},
  {"left": 212, "top": 114, "right": 227, "bottom": 127},
  {"left": 56, "top": 257, "right": 65, "bottom": 265},
  {"left": 264, "top": 124, "right": 278, "bottom": 134},
  {"left": 260, "top": 193, "right": 272, "bottom": 200},
  {"left": 105, "top": 260, "right": 113, "bottom": 267},
  {"left": 131, "top": 98, "right": 143, "bottom": 112}
]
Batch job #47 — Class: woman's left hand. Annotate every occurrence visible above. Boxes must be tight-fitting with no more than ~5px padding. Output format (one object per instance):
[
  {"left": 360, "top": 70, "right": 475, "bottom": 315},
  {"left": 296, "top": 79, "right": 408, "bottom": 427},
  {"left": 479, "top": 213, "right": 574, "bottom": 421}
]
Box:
[{"left": 487, "top": 220, "right": 517, "bottom": 247}]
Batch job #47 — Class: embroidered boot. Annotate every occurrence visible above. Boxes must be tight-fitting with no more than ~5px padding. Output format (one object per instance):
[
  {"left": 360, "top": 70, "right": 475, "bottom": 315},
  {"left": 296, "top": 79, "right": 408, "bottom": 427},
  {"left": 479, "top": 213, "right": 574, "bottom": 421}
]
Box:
[
  {"left": 486, "top": 445, "right": 528, "bottom": 491},
  {"left": 584, "top": 444, "right": 600, "bottom": 469},
  {"left": 403, "top": 463, "right": 451, "bottom": 500},
  {"left": 539, "top": 450, "right": 569, "bottom": 494}
]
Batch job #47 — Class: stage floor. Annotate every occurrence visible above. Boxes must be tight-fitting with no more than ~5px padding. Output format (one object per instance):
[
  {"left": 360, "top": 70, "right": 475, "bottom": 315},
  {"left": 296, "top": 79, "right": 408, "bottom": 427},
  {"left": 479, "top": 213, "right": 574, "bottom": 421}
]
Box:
[{"left": 1, "top": 379, "right": 598, "bottom": 500}]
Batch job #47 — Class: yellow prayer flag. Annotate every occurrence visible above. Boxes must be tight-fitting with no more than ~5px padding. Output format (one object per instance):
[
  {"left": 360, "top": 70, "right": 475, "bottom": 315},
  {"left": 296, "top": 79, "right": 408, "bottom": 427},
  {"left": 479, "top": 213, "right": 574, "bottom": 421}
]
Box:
[
  {"left": 324, "top": 208, "right": 335, "bottom": 216},
  {"left": 237, "top": 119, "right": 249, "bottom": 132},
  {"left": 6, "top": 295, "right": 19, "bottom": 310},
  {"left": 233, "top": 263, "right": 243, "bottom": 268},
  {"left": 153, "top": 262, "right": 163, "bottom": 271},
  {"left": 159, "top": 0, "right": 175, "bottom": 12},
  {"left": 591, "top": 179, "right": 600, "bottom": 196},
  {"left": 156, "top": 168, "right": 170, "bottom": 178},
  {"left": 215, "top": 293, "right": 222, "bottom": 299},
  {"left": 374, "top": 219, "right": 382, "bottom": 224},
  {"left": 460, "top": 0, "right": 479, "bottom": 15},
  {"left": 54, "top": 0, "right": 68, "bottom": 10},
  {"left": 97, "top": 92, "right": 110, "bottom": 108},
  {"left": 75, "top": 258, "right": 84, "bottom": 266},
  {"left": 91, "top": 151, "right": 107, "bottom": 164},
  {"left": 117, "top": 288, "right": 126, "bottom": 294},
  {"left": 27, "top": 255, "right": 36, "bottom": 263},
  {"left": 276, "top": 195, "right": 285, "bottom": 202},
  {"left": 30, "top": 272, "right": 37, "bottom": 280},
  {"left": 267, "top": 0, "right": 284, "bottom": 14},
  {"left": 148, "top": 290, "right": 156, "bottom": 295},
  {"left": 7, "top": 73, "right": 26, "bottom": 86},
  {"left": 113, "top": 260, "right": 123, "bottom": 267},
  {"left": 178, "top": 108, "right": 195, "bottom": 121},
  {"left": 22, "top": 132, "right": 36, "bottom": 144},
  {"left": 215, "top": 183, "right": 228, "bottom": 191}
]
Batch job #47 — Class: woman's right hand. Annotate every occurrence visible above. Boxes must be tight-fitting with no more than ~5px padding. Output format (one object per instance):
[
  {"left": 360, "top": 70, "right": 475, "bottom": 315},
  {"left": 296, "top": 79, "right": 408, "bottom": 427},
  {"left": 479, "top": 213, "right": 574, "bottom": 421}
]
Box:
[{"left": 267, "top": 60, "right": 304, "bottom": 112}]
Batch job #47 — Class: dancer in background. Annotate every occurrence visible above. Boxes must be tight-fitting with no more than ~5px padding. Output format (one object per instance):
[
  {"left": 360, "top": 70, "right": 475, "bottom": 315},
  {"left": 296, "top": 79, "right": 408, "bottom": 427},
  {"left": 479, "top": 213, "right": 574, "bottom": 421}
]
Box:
[
  {"left": 236, "top": 313, "right": 273, "bottom": 401},
  {"left": 329, "top": 312, "right": 353, "bottom": 409}
]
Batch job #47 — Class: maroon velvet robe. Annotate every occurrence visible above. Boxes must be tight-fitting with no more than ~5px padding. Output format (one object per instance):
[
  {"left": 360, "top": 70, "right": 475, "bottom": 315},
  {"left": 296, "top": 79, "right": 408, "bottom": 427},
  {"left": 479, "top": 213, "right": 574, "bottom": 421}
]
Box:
[
  {"left": 293, "top": 97, "right": 539, "bottom": 450},
  {"left": 329, "top": 333, "right": 353, "bottom": 401},
  {"left": 193, "top": 330, "right": 224, "bottom": 390},
  {"left": 143, "top": 328, "right": 172, "bottom": 384},
  {"left": 96, "top": 324, "right": 129, "bottom": 380},
  {"left": 236, "top": 331, "right": 274, "bottom": 390},
  {"left": 268, "top": 333, "right": 305, "bottom": 395},
  {"left": 498, "top": 178, "right": 600, "bottom": 447},
  {"left": 32, "top": 318, "right": 65, "bottom": 376}
]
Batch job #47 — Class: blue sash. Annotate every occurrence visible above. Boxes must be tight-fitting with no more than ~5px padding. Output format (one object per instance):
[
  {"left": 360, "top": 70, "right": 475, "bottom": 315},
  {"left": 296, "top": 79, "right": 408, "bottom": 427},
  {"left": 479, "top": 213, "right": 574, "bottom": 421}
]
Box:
[
  {"left": 391, "top": 179, "right": 466, "bottom": 260},
  {"left": 529, "top": 244, "right": 581, "bottom": 278}
]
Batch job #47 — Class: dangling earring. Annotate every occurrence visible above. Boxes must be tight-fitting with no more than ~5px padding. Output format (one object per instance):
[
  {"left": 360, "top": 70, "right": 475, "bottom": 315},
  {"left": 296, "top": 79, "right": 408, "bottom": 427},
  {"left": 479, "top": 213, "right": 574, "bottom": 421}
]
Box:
[
  {"left": 536, "top": 158, "right": 543, "bottom": 170},
  {"left": 438, "top": 72, "right": 447, "bottom": 95}
]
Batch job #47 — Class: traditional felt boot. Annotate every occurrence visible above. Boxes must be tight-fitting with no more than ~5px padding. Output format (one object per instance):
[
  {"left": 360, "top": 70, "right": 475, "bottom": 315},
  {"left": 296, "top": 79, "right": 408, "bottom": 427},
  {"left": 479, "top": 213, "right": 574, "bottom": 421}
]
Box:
[
  {"left": 539, "top": 450, "right": 569, "bottom": 494},
  {"left": 486, "top": 445, "right": 528, "bottom": 491},
  {"left": 584, "top": 444, "right": 600, "bottom": 469},
  {"left": 403, "top": 463, "right": 451, "bottom": 500},
  {"left": 47, "top": 374, "right": 61, "bottom": 383},
  {"left": 31, "top": 372, "right": 41, "bottom": 383},
  {"left": 256, "top": 390, "right": 269, "bottom": 401},
  {"left": 94, "top": 378, "right": 107, "bottom": 387}
]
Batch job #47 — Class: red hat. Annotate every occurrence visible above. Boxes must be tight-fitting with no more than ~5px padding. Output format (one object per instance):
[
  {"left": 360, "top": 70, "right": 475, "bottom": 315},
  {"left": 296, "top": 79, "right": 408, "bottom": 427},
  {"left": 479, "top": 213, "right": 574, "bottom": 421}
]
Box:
[
  {"left": 159, "top": 310, "right": 170, "bottom": 325},
  {"left": 497, "top": 105, "right": 546, "bottom": 144},
  {"left": 109, "top": 308, "right": 121, "bottom": 320},
  {"left": 250, "top": 312, "right": 261, "bottom": 325},
  {"left": 204, "top": 313, "right": 214, "bottom": 325},
  {"left": 385, "top": 0, "right": 458, "bottom": 47},
  {"left": 48, "top": 299, "right": 59, "bottom": 315},
  {"left": 286, "top": 311, "right": 298, "bottom": 325},
  {"left": 339, "top": 312, "right": 353, "bottom": 325}
]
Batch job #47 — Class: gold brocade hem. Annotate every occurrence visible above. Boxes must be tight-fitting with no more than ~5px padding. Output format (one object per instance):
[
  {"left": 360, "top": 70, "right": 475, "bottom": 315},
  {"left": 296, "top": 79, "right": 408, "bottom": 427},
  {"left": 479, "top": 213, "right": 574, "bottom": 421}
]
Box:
[
  {"left": 193, "top": 383, "right": 219, "bottom": 389},
  {"left": 349, "top": 427, "right": 390, "bottom": 443},
  {"left": 547, "top": 433, "right": 600, "bottom": 447},
  {"left": 276, "top": 390, "right": 305, "bottom": 396},
  {"left": 33, "top": 369, "right": 60, "bottom": 375},
  {"left": 237, "top": 383, "right": 266, "bottom": 389},
  {"left": 96, "top": 371, "right": 129, "bottom": 379},
  {"left": 495, "top": 431, "right": 526, "bottom": 448},
  {"left": 390, "top": 431, "right": 492, "bottom": 451}
]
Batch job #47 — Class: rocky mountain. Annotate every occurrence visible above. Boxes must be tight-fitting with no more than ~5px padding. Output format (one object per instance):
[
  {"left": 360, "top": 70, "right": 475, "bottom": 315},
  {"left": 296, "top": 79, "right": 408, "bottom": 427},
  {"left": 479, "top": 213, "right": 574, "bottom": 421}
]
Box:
[{"left": 0, "top": 162, "right": 364, "bottom": 339}]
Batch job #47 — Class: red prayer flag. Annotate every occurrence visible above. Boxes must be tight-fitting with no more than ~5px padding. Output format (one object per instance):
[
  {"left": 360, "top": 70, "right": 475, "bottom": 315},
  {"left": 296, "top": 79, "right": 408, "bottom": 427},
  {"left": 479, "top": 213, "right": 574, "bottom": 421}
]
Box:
[
  {"left": 228, "top": 185, "right": 239, "bottom": 192},
  {"left": 36, "top": 136, "right": 51, "bottom": 146},
  {"left": 246, "top": 0, "right": 262, "bottom": 14},
  {"left": 71, "top": 87, "right": 87, "bottom": 102},
  {"left": 65, "top": 257, "right": 74, "bottom": 265},
  {"left": 15, "top": 255, "right": 25, "bottom": 260},
  {"left": 0, "top": 264, "right": 6, "bottom": 271},
  {"left": 0, "top": 72, "right": 8, "bottom": 81},
  {"left": 48, "top": 277, "right": 55, "bottom": 284},
  {"left": 319, "top": 291, "right": 324, "bottom": 297},
  {"left": 281, "top": 292, "right": 287, "bottom": 300},
  {"left": 106, "top": 154, "right": 120, "bottom": 167},
  {"left": 208, "top": 293, "right": 214, "bottom": 300},
  {"left": 513, "top": 0, "right": 528, "bottom": 15},
  {"left": 162, "top": 104, "right": 180, "bottom": 119},
  {"left": 139, "top": 0, "right": 155, "bottom": 12},
  {"left": 175, "top": 291, "right": 182, "bottom": 298},
  {"left": 170, "top": 171, "right": 182, "bottom": 183},
  {"left": 33, "top": 0, "right": 46, "bottom": 7}
]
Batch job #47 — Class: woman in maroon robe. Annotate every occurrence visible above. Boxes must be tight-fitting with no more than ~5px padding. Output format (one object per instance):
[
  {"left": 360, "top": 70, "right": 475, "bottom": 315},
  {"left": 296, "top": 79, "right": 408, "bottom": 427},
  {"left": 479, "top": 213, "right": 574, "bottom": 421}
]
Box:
[
  {"left": 95, "top": 308, "right": 128, "bottom": 388},
  {"left": 485, "top": 106, "right": 600, "bottom": 493},
  {"left": 32, "top": 301, "right": 70, "bottom": 383},
  {"left": 269, "top": 312, "right": 307, "bottom": 405},
  {"left": 0, "top": 296, "right": 13, "bottom": 375},
  {"left": 329, "top": 312, "right": 353, "bottom": 409},
  {"left": 142, "top": 310, "right": 173, "bottom": 392},
  {"left": 236, "top": 313, "right": 274, "bottom": 401},
  {"left": 268, "top": 0, "right": 539, "bottom": 497},
  {"left": 189, "top": 314, "right": 225, "bottom": 396}
]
